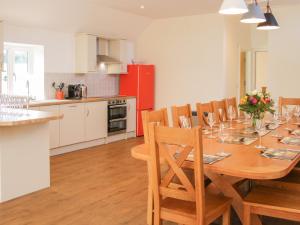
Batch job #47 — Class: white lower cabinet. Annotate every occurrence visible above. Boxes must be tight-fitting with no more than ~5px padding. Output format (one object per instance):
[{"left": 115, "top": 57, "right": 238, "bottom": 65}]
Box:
[
  {"left": 127, "top": 98, "right": 136, "bottom": 132},
  {"left": 39, "top": 105, "right": 60, "bottom": 149},
  {"left": 59, "top": 103, "right": 85, "bottom": 146},
  {"left": 85, "top": 101, "right": 108, "bottom": 141}
]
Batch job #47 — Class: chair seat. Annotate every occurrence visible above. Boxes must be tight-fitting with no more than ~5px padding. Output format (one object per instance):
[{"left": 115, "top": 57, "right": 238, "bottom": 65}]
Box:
[
  {"left": 244, "top": 186, "right": 300, "bottom": 213},
  {"left": 161, "top": 193, "right": 232, "bottom": 222}
]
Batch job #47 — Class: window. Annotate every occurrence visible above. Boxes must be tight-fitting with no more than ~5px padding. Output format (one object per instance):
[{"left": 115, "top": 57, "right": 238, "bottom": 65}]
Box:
[{"left": 1, "top": 43, "right": 44, "bottom": 99}]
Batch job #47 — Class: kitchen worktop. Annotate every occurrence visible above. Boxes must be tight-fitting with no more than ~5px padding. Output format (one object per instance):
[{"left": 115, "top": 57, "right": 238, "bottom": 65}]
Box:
[
  {"left": 30, "top": 96, "right": 136, "bottom": 107},
  {"left": 0, "top": 110, "right": 63, "bottom": 127}
]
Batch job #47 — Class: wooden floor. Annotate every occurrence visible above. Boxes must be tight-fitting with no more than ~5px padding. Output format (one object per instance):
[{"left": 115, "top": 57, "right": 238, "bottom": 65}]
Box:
[{"left": 0, "top": 137, "right": 299, "bottom": 225}]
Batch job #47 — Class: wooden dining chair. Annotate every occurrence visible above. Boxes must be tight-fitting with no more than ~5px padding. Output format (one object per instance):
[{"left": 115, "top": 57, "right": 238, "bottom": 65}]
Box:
[
  {"left": 171, "top": 104, "right": 194, "bottom": 128},
  {"left": 196, "top": 102, "right": 213, "bottom": 127},
  {"left": 244, "top": 185, "right": 300, "bottom": 225},
  {"left": 212, "top": 100, "right": 227, "bottom": 123},
  {"left": 225, "top": 97, "right": 239, "bottom": 119},
  {"left": 278, "top": 97, "right": 300, "bottom": 114},
  {"left": 148, "top": 124, "right": 232, "bottom": 225},
  {"left": 142, "top": 108, "right": 169, "bottom": 225},
  {"left": 142, "top": 108, "right": 169, "bottom": 144}
]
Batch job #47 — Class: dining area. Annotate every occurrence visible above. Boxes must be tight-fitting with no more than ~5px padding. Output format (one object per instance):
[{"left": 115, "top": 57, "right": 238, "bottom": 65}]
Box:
[{"left": 131, "top": 89, "right": 300, "bottom": 225}]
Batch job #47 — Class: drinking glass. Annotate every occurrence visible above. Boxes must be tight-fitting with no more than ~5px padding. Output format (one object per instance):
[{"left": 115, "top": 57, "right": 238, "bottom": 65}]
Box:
[
  {"left": 294, "top": 105, "right": 300, "bottom": 123},
  {"left": 207, "top": 112, "right": 216, "bottom": 139},
  {"left": 284, "top": 108, "right": 292, "bottom": 130},
  {"left": 227, "top": 105, "right": 234, "bottom": 129},
  {"left": 255, "top": 119, "right": 266, "bottom": 149},
  {"left": 218, "top": 124, "right": 229, "bottom": 154}
]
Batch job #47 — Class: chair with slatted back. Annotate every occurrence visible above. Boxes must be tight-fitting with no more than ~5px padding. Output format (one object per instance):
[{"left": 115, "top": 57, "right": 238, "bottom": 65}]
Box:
[
  {"left": 142, "top": 108, "right": 169, "bottom": 225},
  {"left": 225, "top": 97, "right": 239, "bottom": 119},
  {"left": 244, "top": 185, "right": 300, "bottom": 225},
  {"left": 196, "top": 102, "right": 213, "bottom": 127},
  {"left": 278, "top": 97, "right": 300, "bottom": 115},
  {"left": 148, "top": 124, "right": 232, "bottom": 225},
  {"left": 212, "top": 100, "right": 227, "bottom": 123},
  {"left": 171, "top": 104, "right": 193, "bottom": 128}
]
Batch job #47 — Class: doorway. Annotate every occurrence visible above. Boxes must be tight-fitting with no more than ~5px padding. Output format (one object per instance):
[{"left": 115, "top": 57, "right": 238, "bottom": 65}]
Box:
[{"left": 239, "top": 50, "right": 269, "bottom": 98}]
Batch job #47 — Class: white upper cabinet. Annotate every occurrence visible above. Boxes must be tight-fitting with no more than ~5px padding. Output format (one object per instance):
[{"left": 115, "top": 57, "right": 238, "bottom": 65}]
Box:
[
  {"left": 85, "top": 101, "right": 108, "bottom": 141},
  {"left": 126, "top": 98, "right": 136, "bottom": 133},
  {"left": 75, "top": 34, "right": 97, "bottom": 74},
  {"left": 108, "top": 40, "right": 134, "bottom": 74}
]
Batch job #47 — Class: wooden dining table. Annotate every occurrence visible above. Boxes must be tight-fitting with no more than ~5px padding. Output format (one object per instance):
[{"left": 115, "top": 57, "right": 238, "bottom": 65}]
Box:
[{"left": 131, "top": 121, "right": 300, "bottom": 225}]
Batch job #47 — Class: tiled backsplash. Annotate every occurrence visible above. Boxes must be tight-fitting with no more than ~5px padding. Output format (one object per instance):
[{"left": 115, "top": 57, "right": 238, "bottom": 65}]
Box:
[{"left": 44, "top": 72, "right": 119, "bottom": 99}]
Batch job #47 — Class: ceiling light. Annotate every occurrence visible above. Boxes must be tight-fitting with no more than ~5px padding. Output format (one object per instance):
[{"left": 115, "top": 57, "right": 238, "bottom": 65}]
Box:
[
  {"left": 257, "top": 0, "right": 280, "bottom": 30},
  {"left": 240, "top": 0, "right": 266, "bottom": 24},
  {"left": 140, "top": 5, "right": 145, "bottom": 9},
  {"left": 219, "top": 0, "right": 248, "bottom": 15}
]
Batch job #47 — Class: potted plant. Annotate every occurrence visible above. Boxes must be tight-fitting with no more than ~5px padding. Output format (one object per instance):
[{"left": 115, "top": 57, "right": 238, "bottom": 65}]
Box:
[
  {"left": 239, "top": 88, "right": 275, "bottom": 127},
  {"left": 52, "top": 82, "right": 65, "bottom": 100}
]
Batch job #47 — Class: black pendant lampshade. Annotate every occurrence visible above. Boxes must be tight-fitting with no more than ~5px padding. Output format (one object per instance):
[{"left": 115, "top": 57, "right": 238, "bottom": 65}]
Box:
[{"left": 257, "top": 0, "right": 280, "bottom": 30}]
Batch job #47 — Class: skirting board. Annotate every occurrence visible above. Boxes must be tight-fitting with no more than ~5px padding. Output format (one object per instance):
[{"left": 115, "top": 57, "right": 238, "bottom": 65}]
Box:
[{"left": 50, "top": 131, "right": 136, "bottom": 156}]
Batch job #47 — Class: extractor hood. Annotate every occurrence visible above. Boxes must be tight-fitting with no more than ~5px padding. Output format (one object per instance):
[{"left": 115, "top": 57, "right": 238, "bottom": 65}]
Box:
[
  {"left": 97, "top": 38, "right": 121, "bottom": 65},
  {"left": 97, "top": 55, "right": 121, "bottom": 64}
]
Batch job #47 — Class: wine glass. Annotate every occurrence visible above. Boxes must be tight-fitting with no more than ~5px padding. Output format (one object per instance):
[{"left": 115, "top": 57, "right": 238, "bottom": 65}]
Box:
[
  {"left": 284, "top": 108, "right": 292, "bottom": 130},
  {"left": 294, "top": 105, "right": 300, "bottom": 123},
  {"left": 227, "top": 105, "right": 235, "bottom": 129},
  {"left": 218, "top": 124, "right": 229, "bottom": 154},
  {"left": 207, "top": 112, "right": 216, "bottom": 139},
  {"left": 255, "top": 119, "right": 266, "bottom": 149}
]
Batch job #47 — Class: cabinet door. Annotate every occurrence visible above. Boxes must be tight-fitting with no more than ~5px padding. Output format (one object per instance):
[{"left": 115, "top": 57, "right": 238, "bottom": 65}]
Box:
[
  {"left": 87, "top": 35, "right": 97, "bottom": 72},
  {"left": 39, "top": 105, "right": 60, "bottom": 149},
  {"left": 127, "top": 98, "right": 136, "bottom": 132},
  {"left": 60, "top": 103, "right": 85, "bottom": 146},
  {"left": 75, "top": 34, "right": 97, "bottom": 73},
  {"left": 85, "top": 101, "right": 108, "bottom": 141}
]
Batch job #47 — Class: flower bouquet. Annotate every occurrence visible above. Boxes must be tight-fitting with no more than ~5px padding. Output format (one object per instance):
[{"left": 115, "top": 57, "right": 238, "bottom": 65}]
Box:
[{"left": 239, "top": 88, "right": 275, "bottom": 126}]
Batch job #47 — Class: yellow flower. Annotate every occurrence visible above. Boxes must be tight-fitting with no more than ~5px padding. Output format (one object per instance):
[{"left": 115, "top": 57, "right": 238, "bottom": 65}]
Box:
[{"left": 240, "top": 96, "right": 248, "bottom": 104}]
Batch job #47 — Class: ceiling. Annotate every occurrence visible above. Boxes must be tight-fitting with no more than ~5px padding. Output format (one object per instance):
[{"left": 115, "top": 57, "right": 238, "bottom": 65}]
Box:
[{"left": 96, "top": 0, "right": 300, "bottom": 19}]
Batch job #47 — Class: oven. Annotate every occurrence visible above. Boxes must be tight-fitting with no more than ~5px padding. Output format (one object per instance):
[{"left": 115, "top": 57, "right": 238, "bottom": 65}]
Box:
[{"left": 107, "top": 99, "right": 127, "bottom": 135}]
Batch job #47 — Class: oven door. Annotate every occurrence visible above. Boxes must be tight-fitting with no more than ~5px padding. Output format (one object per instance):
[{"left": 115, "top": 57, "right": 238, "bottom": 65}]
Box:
[
  {"left": 108, "top": 118, "right": 127, "bottom": 135},
  {"left": 108, "top": 105, "right": 127, "bottom": 120}
]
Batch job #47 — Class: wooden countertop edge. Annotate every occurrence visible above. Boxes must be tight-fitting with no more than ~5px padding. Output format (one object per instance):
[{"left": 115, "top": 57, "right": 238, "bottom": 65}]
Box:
[
  {"left": 0, "top": 113, "right": 63, "bottom": 127},
  {"left": 30, "top": 96, "right": 136, "bottom": 107}
]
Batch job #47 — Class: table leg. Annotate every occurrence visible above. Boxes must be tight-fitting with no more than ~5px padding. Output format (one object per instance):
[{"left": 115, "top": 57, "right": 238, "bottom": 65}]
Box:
[
  {"left": 205, "top": 171, "right": 262, "bottom": 225},
  {"left": 147, "top": 161, "right": 153, "bottom": 225}
]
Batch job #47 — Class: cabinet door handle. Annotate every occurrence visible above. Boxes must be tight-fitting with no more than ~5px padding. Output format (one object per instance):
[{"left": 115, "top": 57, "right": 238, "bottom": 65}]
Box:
[
  {"left": 87, "top": 109, "right": 90, "bottom": 117},
  {"left": 68, "top": 105, "right": 77, "bottom": 108}
]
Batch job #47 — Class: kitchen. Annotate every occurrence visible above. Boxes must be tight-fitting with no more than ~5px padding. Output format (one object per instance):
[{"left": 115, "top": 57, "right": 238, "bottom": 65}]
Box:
[{"left": 0, "top": 29, "right": 155, "bottom": 202}]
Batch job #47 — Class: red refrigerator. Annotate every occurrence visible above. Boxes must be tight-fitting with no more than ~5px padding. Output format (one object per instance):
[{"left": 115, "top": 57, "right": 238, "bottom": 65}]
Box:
[{"left": 119, "top": 64, "right": 155, "bottom": 136}]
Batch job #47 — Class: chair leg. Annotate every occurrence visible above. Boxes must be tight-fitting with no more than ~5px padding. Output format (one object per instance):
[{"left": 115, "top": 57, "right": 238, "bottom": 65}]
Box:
[
  {"left": 222, "top": 206, "right": 231, "bottom": 225},
  {"left": 147, "top": 185, "right": 153, "bottom": 225},
  {"left": 243, "top": 204, "right": 251, "bottom": 225},
  {"left": 147, "top": 161, "right": 154, "bottom": 225}
]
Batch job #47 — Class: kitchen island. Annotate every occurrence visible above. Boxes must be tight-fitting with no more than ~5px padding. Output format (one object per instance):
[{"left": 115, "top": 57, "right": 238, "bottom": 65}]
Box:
[{"left": 0, "top": 110, "right": 62, "bottom": 202}]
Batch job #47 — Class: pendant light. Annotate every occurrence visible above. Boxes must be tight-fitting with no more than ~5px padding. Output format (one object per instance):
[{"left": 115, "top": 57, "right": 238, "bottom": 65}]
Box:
[
  {"left": 240, "top": 0, "right": 266, "bottom": 24},
  {"left": 257, "top": 0, "right": 280, "bottom": 30},
  {"left": 219, "top": 0, "right": 248, "bottom": 15}
]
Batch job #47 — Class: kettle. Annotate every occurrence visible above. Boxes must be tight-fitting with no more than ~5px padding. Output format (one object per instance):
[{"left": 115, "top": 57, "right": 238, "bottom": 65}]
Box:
[{"left": 81, "top": 85, "right": 88, "bottom": 98}]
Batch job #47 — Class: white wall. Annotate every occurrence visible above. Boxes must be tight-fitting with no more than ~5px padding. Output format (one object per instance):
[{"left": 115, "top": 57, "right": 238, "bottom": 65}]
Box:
[
  {"left": 136, "top": 14, "right": 226, "bottom": 110},
  {"left": 136, "top": 14, "right": 252, "bottom": 109},
  {"left": 223, "top": 16, "right": 251, "bottom": 99},
  {"left": 268, "top": 4, "right": 300, "bottom": 100},
  {"left": 3, "top": 24, "right": 75, "bottom": 73}
]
